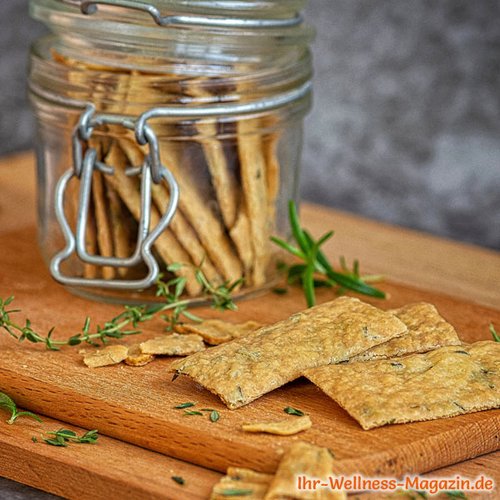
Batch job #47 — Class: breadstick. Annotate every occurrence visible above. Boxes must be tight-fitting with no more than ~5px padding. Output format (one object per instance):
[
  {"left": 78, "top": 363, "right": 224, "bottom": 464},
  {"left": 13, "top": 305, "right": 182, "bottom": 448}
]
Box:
[
  {"left": 238, "top": 118, "right": 271, "bottom": 286},
  {"left": 104, "top": 142, "right": 202, "bottom": 296}
]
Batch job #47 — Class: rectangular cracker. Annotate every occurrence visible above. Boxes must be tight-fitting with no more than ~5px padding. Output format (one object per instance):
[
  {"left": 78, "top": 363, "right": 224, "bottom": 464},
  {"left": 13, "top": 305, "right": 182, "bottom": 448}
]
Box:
[
  {"left": 242, "top": 415, "right": 312, "bottom": 436},
  {"left": 174, "top": 319, "right": 263, "bottom": 345},
  {"left": 265, "top": 441, "right": 346, "bottom": 500},
  {"left": 351, "top": 302, "right": 461, "bottom": 362},
  {"left": 171, "top": 297, "right": 407, "bottom": 409},
  {"left": 139, "top": 334, "right": 205, "bottom": 356},
  {"left": 304, "top": 341, "right": 500, "bottom": 430}
]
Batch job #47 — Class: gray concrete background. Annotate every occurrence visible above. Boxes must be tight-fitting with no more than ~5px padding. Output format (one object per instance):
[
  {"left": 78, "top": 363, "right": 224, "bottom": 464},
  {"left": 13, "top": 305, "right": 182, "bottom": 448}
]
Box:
[
  {"left": 0, "top": 2, "right": 499, "bottom": 496},
  {"left": 1, "top": 0, "right": 499, "bottom": 250}
]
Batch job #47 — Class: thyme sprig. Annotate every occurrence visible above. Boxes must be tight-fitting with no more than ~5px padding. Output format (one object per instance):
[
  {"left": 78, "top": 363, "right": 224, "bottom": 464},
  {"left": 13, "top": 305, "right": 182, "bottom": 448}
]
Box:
[
  {"left": 0, "top": 265, "right": 241, "bottom": 350},
  {"left": 0, "top": 390, "right": 42, "bottom": 425},
  {"left": 271, "top": 201, "right": 385, "bottom": 307},
  {"left": 41, "top": 428, "right": 98, "bottom": 447}
]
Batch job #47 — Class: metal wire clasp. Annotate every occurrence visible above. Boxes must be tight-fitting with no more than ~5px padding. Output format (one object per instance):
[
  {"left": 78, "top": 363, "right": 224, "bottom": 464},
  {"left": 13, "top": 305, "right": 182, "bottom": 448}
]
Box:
[
  {"left": 62, "top": 0, "right": 303, "bottom": 28},
  {"left": 50, "top": 105, "right": 179, "bottom": 290}
]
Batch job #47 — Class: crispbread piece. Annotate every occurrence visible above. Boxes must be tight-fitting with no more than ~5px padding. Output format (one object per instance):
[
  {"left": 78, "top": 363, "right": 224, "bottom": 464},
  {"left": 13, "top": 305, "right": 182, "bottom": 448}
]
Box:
[
  {"left": 175, "top": 319, "right": 263, "bottom": 345},
  {"left": 226, "top": 468, "right": 274, "bottom": 484},
  {"left": 242, "top": 415, "right": 312, "bottom": 436},
  {"left": 265, "top": 441, "right": 346, "bottom": 500},
  {"left": 305, "top": 341, "right": 500, "bottom": 430},
  {"left": 140, "top": 334, "right": 205, "bottom": 356},
  {"left": 352, "top": 302, "right": 461, "bottom": 362},
  {"left": 211, "top": 467, "right": 273, "bottom": 499},
  {"left": 171, "top": 297, "right": 407, "bottom": 409},
  {"left": 124, "top": 344, "right": 155, "bottom": 367},
  {"left": 83, "top": 345, "right": 129, "bottom": 368}
]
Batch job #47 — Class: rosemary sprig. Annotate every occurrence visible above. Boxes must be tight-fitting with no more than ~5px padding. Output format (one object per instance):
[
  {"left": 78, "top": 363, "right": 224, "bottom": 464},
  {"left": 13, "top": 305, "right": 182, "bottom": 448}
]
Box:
[
  {"left": 0, "top": 390, "right": 42, "bottom": 425},
  {"left": 41, "top": 428, "right": 98, "bottom": 447},
  {"left": 490, "top": 323, "right": 499, "bottom": 342},
  {"left": 0, "top": 265, "right": 241, "bottom": 350},
  {"left": 271, "top": 201, "right": 385, "bottom": 307}
]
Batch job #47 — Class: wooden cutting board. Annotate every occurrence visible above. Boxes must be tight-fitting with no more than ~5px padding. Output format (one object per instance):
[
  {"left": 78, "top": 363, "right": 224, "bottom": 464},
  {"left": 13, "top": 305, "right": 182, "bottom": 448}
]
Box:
[{"left": 0, "top": 227, "right": 499, "bottom": 481}]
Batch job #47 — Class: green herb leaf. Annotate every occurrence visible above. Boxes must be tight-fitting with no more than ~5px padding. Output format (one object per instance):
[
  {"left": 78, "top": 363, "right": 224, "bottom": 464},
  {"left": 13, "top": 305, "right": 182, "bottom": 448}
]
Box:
[
  {"left": 44, "top": 437, "right": 68, "bottom": 447},
  {"left": 0, "top": 390, "right": 42, "bottom": 425},
  {"left": 219, "top": 489, "right": 253, "bottom": 497},
  {"left": 210, "top": 410, "right": 220, "bottom": 423},
  {"left": 1, "top": 260, "right": 242, "bottom": 350},
  {"left": 284, "top": 406, "right": 305, "bottom": 417},
  {"left": 183, "top": 410, "right": 203, "bottom": 416},
  {"left": 174, "top": 402, "right": 196, "bottom": 409},
  {"left": 31, "top": 436, "right": 38, "bottom": 443},
  {"left": 171, "top": 476, "right": 185, "bottom": 485},
  {"left": 271, "top": 201, "right": 385, "bottom": 306},
  {"left": 444, "top": 492, "right": 467, "bottom": 499},
  {"left": 42, "top": 428, "right": 98, "bottom": 446},
  {"left": 0, "top": 392, "right": 17, "bottom": 415},
  {"left": 490, "top": 323, "right": 500, "bottom": 342}
]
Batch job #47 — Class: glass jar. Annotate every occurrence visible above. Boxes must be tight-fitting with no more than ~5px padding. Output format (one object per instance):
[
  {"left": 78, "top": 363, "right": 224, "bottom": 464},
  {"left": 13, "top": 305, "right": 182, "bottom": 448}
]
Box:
[{"left": 28, "top": 0, "right": 314, "bottom": 304}]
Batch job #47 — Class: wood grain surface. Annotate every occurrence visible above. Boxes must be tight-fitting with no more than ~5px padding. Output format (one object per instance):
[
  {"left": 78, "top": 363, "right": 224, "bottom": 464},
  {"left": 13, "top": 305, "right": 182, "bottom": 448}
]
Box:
[{"left": 0, "top": 152, "right": 498, "bottom": 499}]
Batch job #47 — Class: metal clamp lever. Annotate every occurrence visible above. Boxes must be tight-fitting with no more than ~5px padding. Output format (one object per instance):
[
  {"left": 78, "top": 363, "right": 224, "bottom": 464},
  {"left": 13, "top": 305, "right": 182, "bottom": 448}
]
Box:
[
  {"left": 63, "top": 0, "right": 304, "bottom": 29},
  {"left": 50, "top": 106, "right": 179, "bottom": 290}
]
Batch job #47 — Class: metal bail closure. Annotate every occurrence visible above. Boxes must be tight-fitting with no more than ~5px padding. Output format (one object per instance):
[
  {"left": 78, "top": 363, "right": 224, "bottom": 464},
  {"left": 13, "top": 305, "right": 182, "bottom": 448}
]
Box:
[
  {"left": 50, "top": 105, "right": 179, "bottom": 290},
  {"left": 62, "top": 0, "right": 303, "bottom": 28}
]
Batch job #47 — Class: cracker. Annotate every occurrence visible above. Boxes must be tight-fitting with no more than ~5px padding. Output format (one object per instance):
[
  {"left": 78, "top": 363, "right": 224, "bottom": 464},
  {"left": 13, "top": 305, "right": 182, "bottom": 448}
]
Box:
[
  {"left": 140, "top": 334, "right": 205, "bottom": 356},
  {"left": 305, "top": 341, "right": 500, "bottom": 430},
  {"left": 352, "top": 302, "right": 461, "bottom": 362},
  {"left": 103, "top": 142, "right": 202, "bottom": 296},
  {"left": 124, "top": 344, "right": 155, "bottom": 367},
  {"left": 238, "top": 119, "right": 270, "bottom": 286},
  {"left": 242, "top": 415, "right": 312, "bottom": 436},
  {"left": 265, "top": 441, "right": 346, "bottom": 500},
  {"left": 175, "top": 319, "right": 263, "bottom": 345},
  {"left": 171, "top": 297, "right": 407, "bottom": 409},
  {"left": 83, "top": 345, "right": 128, "bottom": 368},
  {"left": 211, "top": 468, "right": 272, "bottom": 499}
]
